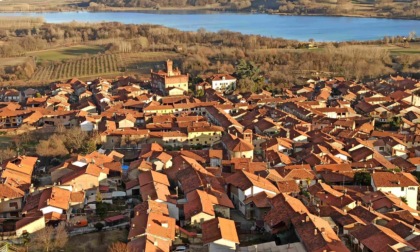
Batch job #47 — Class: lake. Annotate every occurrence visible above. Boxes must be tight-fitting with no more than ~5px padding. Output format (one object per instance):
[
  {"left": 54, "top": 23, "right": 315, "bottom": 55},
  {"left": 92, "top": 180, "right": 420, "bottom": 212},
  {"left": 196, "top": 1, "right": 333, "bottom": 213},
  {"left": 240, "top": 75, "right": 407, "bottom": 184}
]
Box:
[{"left": 1, "top": 11, "right": 419, "bottom": 41}]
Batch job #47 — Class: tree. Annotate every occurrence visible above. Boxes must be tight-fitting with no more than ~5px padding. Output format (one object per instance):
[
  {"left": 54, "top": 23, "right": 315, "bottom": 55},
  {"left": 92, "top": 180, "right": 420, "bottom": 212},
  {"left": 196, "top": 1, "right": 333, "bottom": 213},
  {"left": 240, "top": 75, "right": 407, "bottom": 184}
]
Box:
[
  {"left": 54, "top": 223, "right": 68, "bottom": 250},
  {"left": 94, "top": 222, "right": 105, "bottom": 231},
  {"left": 354, "top": 172, "right": 371, "bottom": 186},
  {"left": 80, "top": 139, "right": 97, "bottom": 155},
  {"left": 235, "top": 59, "right": 263, "bottom": 84},
  {"left": 32, "top": 223, "right": 68, "bottom": 252},
  {"left": 108, "top": 242, "right": 127, "bottom": 252},
  {"left": 63, "top": 127, "right": 88, "bottom": 153},
  {"left": 36, "top": 134, "right": 69, "bottom": 157},
  {"left": 0, "top": 148, "right": 16, "bottom": 162},
  {"left": 235, "top": 60, "right": 264, "bottom": 93}
]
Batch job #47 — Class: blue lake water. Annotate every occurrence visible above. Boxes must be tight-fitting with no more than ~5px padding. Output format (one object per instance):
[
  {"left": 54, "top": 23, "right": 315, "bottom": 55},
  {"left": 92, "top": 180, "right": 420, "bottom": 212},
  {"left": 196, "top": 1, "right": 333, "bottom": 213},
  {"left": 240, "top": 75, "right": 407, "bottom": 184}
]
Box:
[{"left": 1, "top": 11, "right": 419, "bottom": 41}]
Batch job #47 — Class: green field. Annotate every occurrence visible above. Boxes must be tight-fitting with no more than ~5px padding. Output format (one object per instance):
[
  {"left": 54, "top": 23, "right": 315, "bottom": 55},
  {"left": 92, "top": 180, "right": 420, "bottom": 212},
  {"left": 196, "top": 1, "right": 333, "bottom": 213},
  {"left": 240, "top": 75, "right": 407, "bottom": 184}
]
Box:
[
  {"left": 28, "top": 45, "right": 106, "bottom": 62},
  {"left": 31, "top": 53, "right": 124, "bottom": 82}
]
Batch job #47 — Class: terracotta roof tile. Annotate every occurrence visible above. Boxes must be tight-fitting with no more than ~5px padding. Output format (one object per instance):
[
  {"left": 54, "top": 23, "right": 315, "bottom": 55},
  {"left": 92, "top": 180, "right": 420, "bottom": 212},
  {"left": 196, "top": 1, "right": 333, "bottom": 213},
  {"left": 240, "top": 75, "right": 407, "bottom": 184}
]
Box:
[{"left": 202, "top": 217, "right": 239, "bottom": 244}]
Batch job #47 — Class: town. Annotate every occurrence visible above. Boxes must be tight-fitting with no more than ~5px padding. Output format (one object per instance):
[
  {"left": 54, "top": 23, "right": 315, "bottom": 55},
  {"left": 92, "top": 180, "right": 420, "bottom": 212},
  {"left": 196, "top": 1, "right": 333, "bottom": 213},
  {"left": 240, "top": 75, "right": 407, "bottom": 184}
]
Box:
[{"left": 0, "top": 59, "right": 420, "bottom": 252}]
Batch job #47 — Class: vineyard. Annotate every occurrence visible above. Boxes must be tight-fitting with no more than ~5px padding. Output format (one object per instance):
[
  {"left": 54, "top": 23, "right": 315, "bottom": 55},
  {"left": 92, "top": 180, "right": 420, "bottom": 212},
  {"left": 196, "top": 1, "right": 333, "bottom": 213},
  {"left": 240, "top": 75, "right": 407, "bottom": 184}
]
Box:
[{"left": 31, "top": 54, "right": 124, "bottom": 82}]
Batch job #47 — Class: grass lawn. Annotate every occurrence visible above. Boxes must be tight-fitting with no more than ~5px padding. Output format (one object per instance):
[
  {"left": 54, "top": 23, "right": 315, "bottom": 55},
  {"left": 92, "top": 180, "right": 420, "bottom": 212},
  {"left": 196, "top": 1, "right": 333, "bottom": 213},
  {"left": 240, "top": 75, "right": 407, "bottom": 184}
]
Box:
[
  {"left": 28, "top": 45, "right": 105, "bottom": 62},
  {"left": 65, "top": 229, "right": 128, "bottom": 252},
  {"left": 0, "top": 135, "right": 14, "bottom": 148}
]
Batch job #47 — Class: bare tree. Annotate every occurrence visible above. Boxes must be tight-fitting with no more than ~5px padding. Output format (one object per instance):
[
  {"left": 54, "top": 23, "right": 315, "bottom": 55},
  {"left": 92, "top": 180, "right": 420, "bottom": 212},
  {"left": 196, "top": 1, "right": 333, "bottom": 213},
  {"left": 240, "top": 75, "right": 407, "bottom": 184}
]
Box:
[
  {"left": 32, "top": 223, "right": 68, "bottom": 252},
  {"left": 108, "top": 242, "right": 127, "bottom": 252},
  {"left": 63, "top": 127, "right": 88, "bottom": 153},
  {"left": 36, "top": 134, "right": 69, "bottom": 157},
  {"left": 0, "top": 148, "right": 16, "bottom": 162}
]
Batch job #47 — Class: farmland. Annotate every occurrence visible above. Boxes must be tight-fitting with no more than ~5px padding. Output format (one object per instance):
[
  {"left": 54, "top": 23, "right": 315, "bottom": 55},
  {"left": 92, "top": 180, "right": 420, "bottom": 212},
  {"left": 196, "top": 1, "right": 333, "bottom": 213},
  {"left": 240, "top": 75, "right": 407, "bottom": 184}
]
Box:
[
  {"left": 0, "top": 16, "right": 44, "bottom": 29},
  {"left": 31, "top": 53, "right": 124, "bottom": 82},
  {"left": 28, "top": 45, "right": 106, "bottom": 62},
  {"left": 0, "top": 0, "right": 81, "bottom": 12}
]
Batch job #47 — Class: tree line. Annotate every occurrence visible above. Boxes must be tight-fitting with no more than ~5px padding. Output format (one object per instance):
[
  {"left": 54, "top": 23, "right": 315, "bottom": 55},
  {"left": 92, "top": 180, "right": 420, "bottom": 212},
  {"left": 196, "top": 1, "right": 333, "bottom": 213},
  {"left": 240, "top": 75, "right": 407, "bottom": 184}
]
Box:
[{"left": 0, "top": 22, "right": 417, "bottom": 86}]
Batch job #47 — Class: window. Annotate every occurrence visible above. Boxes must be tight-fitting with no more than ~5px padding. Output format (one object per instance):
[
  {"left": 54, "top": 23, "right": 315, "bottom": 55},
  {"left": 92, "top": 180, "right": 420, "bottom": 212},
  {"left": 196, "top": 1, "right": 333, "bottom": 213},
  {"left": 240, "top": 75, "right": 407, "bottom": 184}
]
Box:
[
  {"left": 9, "top": 202, "right": 18, "bottom": 209},
  {"left": 401, "top": 187, "right": 404, "bottom": 191}
]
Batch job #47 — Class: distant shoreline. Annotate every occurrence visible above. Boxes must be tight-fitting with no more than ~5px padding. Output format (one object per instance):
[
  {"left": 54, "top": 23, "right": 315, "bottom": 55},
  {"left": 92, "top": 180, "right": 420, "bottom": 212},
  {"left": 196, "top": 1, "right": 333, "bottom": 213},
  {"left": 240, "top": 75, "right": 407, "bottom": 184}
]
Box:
[{"left": 0, "top": 6, "right": 418, "bottom": 21}]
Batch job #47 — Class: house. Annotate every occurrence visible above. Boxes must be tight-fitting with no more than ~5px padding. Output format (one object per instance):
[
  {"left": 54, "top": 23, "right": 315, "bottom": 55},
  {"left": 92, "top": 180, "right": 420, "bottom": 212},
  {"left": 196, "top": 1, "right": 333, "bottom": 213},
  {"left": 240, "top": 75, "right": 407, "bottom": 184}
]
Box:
[
  {"left": 0, "top": 89, "right": 22, "bottom": 102},
  {"left": 139, "top": 170, "right": 170, "bottom": 202},
  {"left": 292, "top": 213, "right": 350, "bottom": 252},
  {"left": 350, "top": 223, "right": 416, "bottom": 252},
  {"left": 242, "top": 191, "right": 273, "bottom": 221},
  {"left": 15, "top": 211, "right": 45, "bottom": 237},
  {"left": 208, "top": 74, "right": 237, "bottom": 93},
  {"left": 221, "top": 132, "right": 254, "bottom": 160},
  {"left": 202, "top": 217, "right": 239, "bottom": 251},
  {"left": 128, "top": 210, "right": 176, "bottom": 251},
  {"left": 263, "top": 193, "right": 309, "bottom": 234},
  {"left": 22, "top": 187, "right": 71, "bottom": 219},
  {"left": 308, "top": 183, "right": 356, "bottom": 211},
  {"left": 184, "top": 189, "right": 217, "bottom": 226},
  {"left": 371, "top": 172, "right": 419, "bottom": 210},
  {"left": 261, "top": 137, "right": 294, "bottom": 156},
  {"left": 1, "top": 155, "right": 38, "bottom": 190},
  {"left": 55, "top": 162, "right": 109, "bottom": 192},
  {"left": 0, "top": 184, "right": 25, "bottom": 218},
  {"left": 139, "top": 170, "right": 178, "bottom": 220},
  {"left": 225, "top": 170, "right": 279, "bottom": 218},
  {"left": 187, "top": 124, "right": 223, "bottom": 147}
]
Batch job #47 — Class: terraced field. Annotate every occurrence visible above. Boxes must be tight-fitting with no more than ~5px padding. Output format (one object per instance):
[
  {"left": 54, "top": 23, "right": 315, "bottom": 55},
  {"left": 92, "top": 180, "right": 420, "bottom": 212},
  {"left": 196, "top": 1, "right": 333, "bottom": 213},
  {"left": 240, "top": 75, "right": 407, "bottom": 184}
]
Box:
[{"left": 31, "top": 54, "right": 124, "bottom": 82}]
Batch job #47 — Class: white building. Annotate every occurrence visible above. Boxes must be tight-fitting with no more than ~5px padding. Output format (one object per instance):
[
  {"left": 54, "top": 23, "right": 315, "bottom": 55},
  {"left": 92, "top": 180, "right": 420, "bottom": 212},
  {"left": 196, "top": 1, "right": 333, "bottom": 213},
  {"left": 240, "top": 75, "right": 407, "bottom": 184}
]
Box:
[
  {"left": 371, "top": 172, "right": 419, "bottom": 210},
  {"left": 209, "top": 74, "right": 237, "bottom": 93}
]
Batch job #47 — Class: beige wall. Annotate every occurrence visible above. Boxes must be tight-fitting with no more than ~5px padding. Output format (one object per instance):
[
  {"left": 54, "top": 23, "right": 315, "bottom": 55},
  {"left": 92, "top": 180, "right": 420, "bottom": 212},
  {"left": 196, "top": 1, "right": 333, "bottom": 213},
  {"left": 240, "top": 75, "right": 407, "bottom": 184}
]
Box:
[
  {"left": 63, "top": 174, "right": 99, "bottom": 192},
  {"left": 0, "top": 198, "right": 22, "bottom": 217},
  {"left": 191, "top": 212, "right": 214, "bottom": 227},
  {"left": 51, "top": 167, "right": 73, "bottom": 183},
  {"left": 16, "top": 216, "right": 46, "bottom": 237}
]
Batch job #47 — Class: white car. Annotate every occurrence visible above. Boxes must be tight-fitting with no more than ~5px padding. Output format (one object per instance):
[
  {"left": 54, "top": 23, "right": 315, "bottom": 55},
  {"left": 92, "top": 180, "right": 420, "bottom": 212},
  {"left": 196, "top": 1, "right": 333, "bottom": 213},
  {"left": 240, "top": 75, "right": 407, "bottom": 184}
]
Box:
[{"left": 173, "top": 246, "right": 187, "bottom": 252}]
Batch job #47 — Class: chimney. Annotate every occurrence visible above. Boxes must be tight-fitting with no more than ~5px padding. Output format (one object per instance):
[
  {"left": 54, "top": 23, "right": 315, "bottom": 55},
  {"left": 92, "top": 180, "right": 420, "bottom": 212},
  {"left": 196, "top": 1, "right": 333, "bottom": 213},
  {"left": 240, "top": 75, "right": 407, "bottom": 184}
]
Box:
[
  {"left": 305, "top": 215, "right": 310, "bottom": 222},
  {"left": 136, "top": 211, "right": 139, "bottom": 216},
  {"left": 314, "top": 229, "right": 318, "bottom": 235}
]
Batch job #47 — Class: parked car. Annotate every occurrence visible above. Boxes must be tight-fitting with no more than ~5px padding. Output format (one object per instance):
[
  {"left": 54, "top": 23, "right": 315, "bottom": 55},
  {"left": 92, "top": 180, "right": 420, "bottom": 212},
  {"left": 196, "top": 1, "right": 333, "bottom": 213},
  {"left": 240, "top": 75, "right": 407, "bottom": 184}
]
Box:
[{"left": 172, "top": 246, "right": 187, "bottom": 252}]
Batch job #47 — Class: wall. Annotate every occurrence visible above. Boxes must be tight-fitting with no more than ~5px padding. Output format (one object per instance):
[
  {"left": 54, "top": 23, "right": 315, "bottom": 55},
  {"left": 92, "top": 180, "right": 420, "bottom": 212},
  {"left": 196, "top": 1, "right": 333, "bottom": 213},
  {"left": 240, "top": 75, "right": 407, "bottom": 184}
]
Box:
[
  {"left": 40, "top": 206, "right": 64, "bottom": 215},
  {"left": 376, "top": 186, "right": 418, "bottom": 210},
  {"left": 0, "top": 198, "right": 22, "bottom": 217},
  {"left": 191, "top": 212, "right": 214, "bottom": 227},
  {"left": 166, "top": 202, "right": 179, "bottom": 221},
  {"left": 210, "top": 239, "right": 237, "bottom": 251},
  {"left": 16, "top": 216, "right": 45, "bottom": 237}
]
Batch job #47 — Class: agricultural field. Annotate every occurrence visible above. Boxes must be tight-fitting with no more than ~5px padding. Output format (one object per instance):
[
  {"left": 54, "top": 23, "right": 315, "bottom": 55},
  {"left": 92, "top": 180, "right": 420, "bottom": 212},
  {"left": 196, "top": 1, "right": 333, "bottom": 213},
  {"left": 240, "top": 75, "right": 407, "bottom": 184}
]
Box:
[
  {"left": 0, "top": 0, "right": 81, "bottom": 11},
  {"left": 0, "top": 57, "right": 30, "bottom": 68},
  {"left": 31, "top": 53, "right": 124, "bottom": 82},
  {"left": 0, "top": 16, "right": 44, "bottom": 29},
  {"left": 28, "top": 45, "right": 106, "bottom": 62}
]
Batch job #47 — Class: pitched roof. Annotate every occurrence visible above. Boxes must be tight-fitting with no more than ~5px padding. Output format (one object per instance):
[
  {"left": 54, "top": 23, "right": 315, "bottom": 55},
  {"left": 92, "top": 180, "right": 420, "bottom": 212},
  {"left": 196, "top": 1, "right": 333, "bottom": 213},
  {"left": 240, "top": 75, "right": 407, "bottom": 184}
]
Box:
[
  {"left": 372, "top": 172, "right": 419, "bottom": 188},
  {"left": 139, "top": 170, "right": 170, "bottom": 187},
  {"left": 184, "top": 189, "right": 217, "bottom": 220},
  {"left": 225, "top": 170, "right": 279, "bottom": 194},
  {"left": 202, "top": 217, "right": 239, "bottom": 244}
]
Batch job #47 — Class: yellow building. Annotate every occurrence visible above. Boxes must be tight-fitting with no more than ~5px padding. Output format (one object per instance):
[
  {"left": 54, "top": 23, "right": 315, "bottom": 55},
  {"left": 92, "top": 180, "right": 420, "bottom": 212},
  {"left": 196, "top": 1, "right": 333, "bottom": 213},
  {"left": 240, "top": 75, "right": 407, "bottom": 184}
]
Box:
[{"left": 187, "top": 125, "right": 224, "bottom": 146}]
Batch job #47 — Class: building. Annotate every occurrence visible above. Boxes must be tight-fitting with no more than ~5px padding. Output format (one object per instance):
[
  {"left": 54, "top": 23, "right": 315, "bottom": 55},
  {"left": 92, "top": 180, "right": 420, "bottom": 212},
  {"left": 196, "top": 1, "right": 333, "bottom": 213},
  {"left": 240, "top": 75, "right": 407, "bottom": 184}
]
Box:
[
  {"left": 202, "top": 217, "right": 239, "bottom": 251},
  {"left": 371, "top": 172, "right": 419, "bottom": 210},
  {"left": 208, "top": 74, "right": 237, "bottom": 93},
  {"left": 151, "top": 60, "right": 189, "bottom": 96}
]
